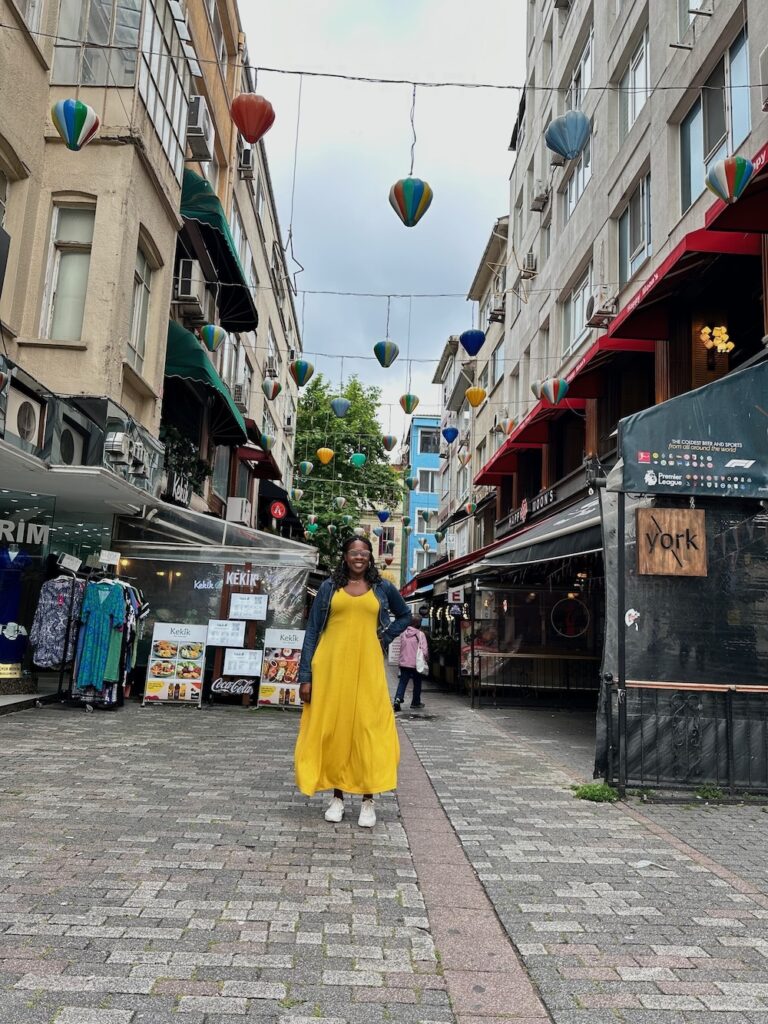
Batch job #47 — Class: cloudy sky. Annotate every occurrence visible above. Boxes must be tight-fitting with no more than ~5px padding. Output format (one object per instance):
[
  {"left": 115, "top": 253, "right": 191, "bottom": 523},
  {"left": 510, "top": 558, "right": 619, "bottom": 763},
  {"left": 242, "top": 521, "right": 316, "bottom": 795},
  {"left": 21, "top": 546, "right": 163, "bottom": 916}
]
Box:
[{"left": 242, "top": 1, "right": 527, "bottom": 440}]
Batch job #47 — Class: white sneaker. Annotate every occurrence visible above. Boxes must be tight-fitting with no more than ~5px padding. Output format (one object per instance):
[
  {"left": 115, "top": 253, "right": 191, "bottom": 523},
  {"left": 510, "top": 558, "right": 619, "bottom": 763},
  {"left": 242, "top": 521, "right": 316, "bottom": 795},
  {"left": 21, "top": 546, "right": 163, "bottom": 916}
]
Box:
[
  {"left": 358, "top": 799, "right": 376, "bottom": 828},
  {"left": 324, "top": 797, "right": 344, "bottom": 822}
]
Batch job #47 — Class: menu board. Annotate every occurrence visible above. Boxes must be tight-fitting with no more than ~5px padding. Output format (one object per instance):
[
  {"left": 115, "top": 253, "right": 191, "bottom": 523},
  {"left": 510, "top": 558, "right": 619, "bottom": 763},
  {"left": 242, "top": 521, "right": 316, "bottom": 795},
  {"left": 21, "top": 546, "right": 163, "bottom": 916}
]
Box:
[
  {"left": 223, "top": 647, "right": 263, "bottom": 677},
  {"left": 207, "top": 619, "right": 246, "bottom": 647},
  {"left": 229, "top": 593, "right": 268, "bottom": 620},
  {"left": 258, "top": 628, "right": 305, "bottom": 709},
  {"left": 144, "top": 623, "right": 207, "bottom": 705}
]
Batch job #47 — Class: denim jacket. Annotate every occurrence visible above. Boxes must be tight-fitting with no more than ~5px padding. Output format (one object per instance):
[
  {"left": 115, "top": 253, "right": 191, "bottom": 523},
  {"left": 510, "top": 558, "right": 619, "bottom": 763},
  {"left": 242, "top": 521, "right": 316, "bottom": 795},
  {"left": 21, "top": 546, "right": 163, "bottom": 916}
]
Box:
[{"left": 297, "top": 578, "right": 411, "bottom": 684}]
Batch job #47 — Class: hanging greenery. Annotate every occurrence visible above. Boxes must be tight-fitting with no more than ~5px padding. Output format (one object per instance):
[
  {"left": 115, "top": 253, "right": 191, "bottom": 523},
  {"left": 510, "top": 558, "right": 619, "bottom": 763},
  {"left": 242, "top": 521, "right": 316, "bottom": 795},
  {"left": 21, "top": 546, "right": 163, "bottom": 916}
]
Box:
[{"left": 159, "top": 425, "right": 211, "bottom": 495}]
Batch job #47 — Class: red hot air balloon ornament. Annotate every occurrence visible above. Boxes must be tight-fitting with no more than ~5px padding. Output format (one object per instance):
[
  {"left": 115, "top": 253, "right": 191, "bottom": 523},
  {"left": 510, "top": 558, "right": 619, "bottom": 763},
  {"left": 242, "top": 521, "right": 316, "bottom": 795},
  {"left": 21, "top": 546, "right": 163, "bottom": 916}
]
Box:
[{"left": 231, "top": 94, "right": 275, "bottom": 145}]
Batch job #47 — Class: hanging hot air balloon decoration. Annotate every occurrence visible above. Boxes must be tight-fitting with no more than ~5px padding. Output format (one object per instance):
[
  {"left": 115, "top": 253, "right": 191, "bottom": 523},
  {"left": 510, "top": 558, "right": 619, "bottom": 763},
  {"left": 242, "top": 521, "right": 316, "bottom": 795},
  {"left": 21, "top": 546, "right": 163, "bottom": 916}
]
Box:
[
  {"left": 459, "top": 329, "right": 486, "bottom": 358},
  {"left": 404, "top": 476, "right": 418, "bottom": 491},
  {"left": 303, "top": 530, "right": 311, "bottom": 540},
  {"left": 465, "top": 386, "right": 486, "bottom": 408},
  {"left": 465, "top": 501, "right": 477, "bottom": 516},
  {"left": 316, "top": 447, "right": 334, "bottom": 465},
  {"left": 541, "top": 377, "right": 569, "bottom": 404},
  {"left": 402, "top": 516, "right": 411, "bottom": 527},
  {"left": 307, "top": 514, "right": 318, "bottom": 525},
  {"left": 434, "top": 530, "right": 445, "bottom": 543},
  {"left": 373, "top": 526, "right": 384, "bottom": 538},
  {"left": 404, "top": 525, "right": 412, "bottom": 535},
  {"left": 442, "top": 426, "right": 459, "bottom": 444},
  {"left": 327, "top": 524, "right": 337, "bottom": 535},
  {"left": 376, "top": 510, "right": 391, "bottom": 523},
  {"left": 342, "top": 515, "right": 354, "bottom": 526},
  {"left": 386, "top": 540, "right": 396, "bottom": 553},
  {"left": 353, "top": 526, "right": 367, "bottom": 537},
  {"left": 200, "top": 324, "right": 227, "bottom": 352},
  {"left": 545, "top": 110, "right": 591, "bottom": 161},
  {"left": 306, "top": 522, "right": 319, "bottom": 534},
  {"left": 230, "top": 93, "right": 275, "bottom": 144},
  {"left": 498, "top": 417, "right": 517, "bottom": 435},
  {"left": 331, "top": 397, "right": 350, "bottom": 418},
  {"left": 373, "top": 340, "right": 399, "bottom": 368},
  {"left": 290, "top": 488, "right": 304, "bottom": 502},
  {"left": 51, "top": 99, "right": 100, "bottom": 151},
  {"left": 289, "top": 359, "right": 314, "bottom": 387},
  {"left": 382, "top": 434, "right": 398, "bottom": 452},
  {"left": 422, "top": 510, "right": 435, "bottom": 523},
  {"left": 334, "top": 496, "right": 347, "bottom": 510},
  {"left": 259, "top": 433, "right": 276, "bottom": 451},
  {"left": 299, "top": 460, "right": 314, "bottom": 476},
  {"left": 389, "top": 177, "right": 433, "bottom": 227},
  {"left": 400, "top": 393, "right": 419, "bottom": 414},
  {"left": 262, "top": 379, "right": 281, "bottom": 400},
  {"left": 531, "top": 379, "right": 543, "bottom": 400},
  {"left": 458, "top": 451, "right": 472, "bottom": 468},
  {"left": 349, "top": 452, "right": 367, "bottom": 469},
  {"left": 705, "top": 155, "right": 755, "bottom": 204},
  {"left": 384, "top": 555, "right": 394, "bottom": 565}
]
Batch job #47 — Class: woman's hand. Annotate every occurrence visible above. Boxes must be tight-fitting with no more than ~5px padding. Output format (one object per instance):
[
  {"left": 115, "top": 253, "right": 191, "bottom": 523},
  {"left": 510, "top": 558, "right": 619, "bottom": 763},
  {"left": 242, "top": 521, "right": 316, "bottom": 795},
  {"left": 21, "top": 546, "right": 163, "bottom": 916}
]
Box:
[{"left": 299, "top": 682, "right": 312, "bottom": 704}]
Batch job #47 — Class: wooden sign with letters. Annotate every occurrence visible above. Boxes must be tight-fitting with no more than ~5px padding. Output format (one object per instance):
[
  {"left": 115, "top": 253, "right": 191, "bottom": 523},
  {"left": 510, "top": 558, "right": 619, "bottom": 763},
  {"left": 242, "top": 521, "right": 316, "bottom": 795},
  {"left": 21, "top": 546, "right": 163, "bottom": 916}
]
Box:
[{"left": 637, "top": 508, "right": 707, "bottom": 577}]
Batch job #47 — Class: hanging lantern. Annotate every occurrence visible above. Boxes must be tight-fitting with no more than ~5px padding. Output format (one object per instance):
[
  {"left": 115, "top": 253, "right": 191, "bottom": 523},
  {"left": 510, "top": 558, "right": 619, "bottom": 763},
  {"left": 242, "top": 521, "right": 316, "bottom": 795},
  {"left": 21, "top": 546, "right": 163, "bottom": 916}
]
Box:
[
  {"left": 327, "top": 524, "right": 337, "bottom": 535},
  {"left": 259, "top": 433, "right": 276, "bottom": 451},
  {"left": 465, "top": 386, "right": 486, "bottom": 408},
  {"left": 384, "top": 555, "right": 394, "bottom": 565},
  {"left": 349, "top": 452, "right": 366, "bottom": 469},
  {"left": 458, "top": 452, "right": 472, "bottom": 468},
  {"left": 465, "top": 501, "right": 477, "bottom": 515},
  {"left": 541, "top": 377, "right": 569, "bottom": 404},
  {"left": 459, "top": 329, "right": 486, "bottom": 358},
  {"left": 434, "top": 530, "right": 445, "bottom": 543},
  {"left": 499, "top": 417, "right": 517, "bottom": 436},
  {"left": 262, "top": 379, "right": 281, "bottom": 400},
  {"left": 230, "top": 93, "right": 275, "bottom": 144},
  {"left": 289, "top": 359, "right": 315, "bottom": 387},
  {"left": 404, "top": 476, "right": 418, "bottom": 490},
  {"left": 342, "top": 514, "right": 354, "bottom": 526},
  {"left": 382, "top": 434, "right": 398, "bottom": 452},
  {"left": 531, "top": 379, "right": 542, "bottom": 400},
  {"left": 400, "top": 393, "right": 420, "bottom": 414},
  {"left": 373, "top": 340, "right": 400, "bottom": 368},
  {"left": 334, "top": 496, "right": 347, "bottom": 510},
  {"left": 442, "top": 426, "right": 459, "bottom": 444},
  {"left": 705, "top": 155, "right": 754, "bottom": 204},
  {"left": 330, "top": 397, "right": 350, "bottom": 418},
  {"left": 299, "top": 460, "right": 314, "bottom": 476},
  {"left": 307, "top": 514, "right": 318, "bottom": 525},
  {"left": 51, "top": 99, "right": 100, "bottom": 151},
  {"left": 544, "top": 109, "right": 591, "bottom": 161},
  {"left": 290, "top": 487, "right": 303, "bottom": 502},
  {"left": 376, "top": 510, "right": 390, "bottom": 523},
  {"left": 353, "top": 526, "right": 367, "bottom": 537},
  {"left": 402, "top": 516, "right": 411, "bottom": 527},
  {"left": 372, "top": 526, "right": 384, "bottom": 538},
  {"left": 316, "top": 447, "right": 335, "bottom": 465},
  {"left": 404, "top": 525, "right": 412, "bottom": 535},
  {"left": 200, "top": 324, "right": 227, "bottom": 352},
  {"left": 389, "top": 176, "right": 434, "bottom": 227},
  {"left": 306, "top": 522, "right": 319, "bottom": 534},
  {"left": 386, "top": 540, "right": 395, "bottom": 553}
]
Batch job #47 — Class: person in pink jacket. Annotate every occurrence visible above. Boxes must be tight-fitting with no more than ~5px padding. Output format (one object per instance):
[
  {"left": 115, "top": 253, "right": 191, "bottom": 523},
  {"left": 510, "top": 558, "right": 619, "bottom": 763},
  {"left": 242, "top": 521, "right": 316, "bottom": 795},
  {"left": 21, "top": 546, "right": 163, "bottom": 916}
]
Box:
[{"left": 394, "top": 615, "right": 429, "bottom": 711}]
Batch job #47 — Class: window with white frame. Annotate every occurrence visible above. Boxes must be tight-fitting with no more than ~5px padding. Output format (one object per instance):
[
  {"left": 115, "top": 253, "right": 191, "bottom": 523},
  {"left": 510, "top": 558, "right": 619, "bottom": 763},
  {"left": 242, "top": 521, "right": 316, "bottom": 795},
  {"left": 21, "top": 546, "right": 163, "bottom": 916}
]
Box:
[
  {"left": 419, "top": 428, "right": 440, "bottom": 454},
  {"left": 542, "top": 19, "right": 553, "bottom": 82},
  {"left": 230, "top": 201, "right": 247, "bottom": 267},
  {"left": 562, "top": 264, "right": 592, "bottom": 354},
  {"left": 680, "top": 28, "right": 750, "bottom": 213},
  {"left": 476, "top": 437, "right": 487, "bottom": 471},
  {"left": 221, "top": 334, "right": 241, "bottom": 389},
  {"left": 566, "top": 28, "right": 593, "bottom": 110},
  {"left": 15, "top": 0, "right": 42, "bottom": 31},
  {"left": 479, "top": 363, "right": 489, "bottom": 391},
  {"left": 564, "top": 135, "right": 592, "bottom": 220},
  {"left": 247, "top": 256, "right": 258, "bottom": 299},
  {"left": 619, "top": 29, "right": 649, "bottom": 141},
  {"left": 127, "top": 247, "right": 152, "bottom": 373},
  {"left": 413, "top": 548, "right": 437, "bottom": 573},
  {"left": 491, "top": 339, "right": 504, "bottom": 387},
  {"left": 256, "top": 178, "right": 266, "bottom": 224},
  {"left": 440, "top": 467, "right": 449, "bottom": 498},
  {"left": 378, "top": 525, "right": 395, "bottom": 556},
  {"left": 262, "top": 405, "right": 277, "bottom": 437},
  {"left": 457, "top": 464, "right": 469, "bottom": 499},
  {"left": 44, "top": 206, "right": 95, "bottom": 342},
  {"left": 204, "top": 153, "right": 220, "bottom": 192},
  {"left": 416, "top": 508, "right": 432, "bottom": 533},
  {"left": 211, "top": 445, "right": 230, "bottom": 497},
  {"left": 619, "top": 174, "right": 651, "bottom": 287},
  {"left": 267, "top": 324, "right": 282, "bottom": 376},
  {"left": 0, "top": 171, "right": 7, "bottom": 227},
  {"left": 418, "top": 469, "right": 437, "bottom": 493},
  {"left": 209, "top": 0, "right": 227, "bottom": 71},
  {"left": 53, "top": 0, "right": 141, "bottom": 87},
  {"left": 541, "top": 218, "right": 551, "bottom": 265},
  {"left": 455, "top": 521, "right": 469, "bottom": 558}
]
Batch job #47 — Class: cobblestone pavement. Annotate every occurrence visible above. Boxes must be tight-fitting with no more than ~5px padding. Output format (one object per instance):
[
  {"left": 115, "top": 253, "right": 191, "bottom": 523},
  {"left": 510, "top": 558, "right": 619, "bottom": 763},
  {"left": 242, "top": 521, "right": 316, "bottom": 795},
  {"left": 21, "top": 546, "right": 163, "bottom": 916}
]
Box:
[{"left": 399, "top": 689, "right": 768, "bottom": 1024}]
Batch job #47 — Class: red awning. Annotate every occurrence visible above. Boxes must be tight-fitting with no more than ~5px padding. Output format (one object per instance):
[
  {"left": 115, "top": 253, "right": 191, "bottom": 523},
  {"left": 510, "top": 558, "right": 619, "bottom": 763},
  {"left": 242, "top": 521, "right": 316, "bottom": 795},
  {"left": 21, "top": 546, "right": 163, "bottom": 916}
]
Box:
[
  {"left": 705, "top": 142, "right": 768, "bottom": 233},
  {"left": 401, "top": 534, "right": 512, "bottom": 596},
  {"left": 606, "top": 228, "right": 760, "bottom": 340},
  {"left": 235, "top": 445, "right": 282, "bottom": 480}
]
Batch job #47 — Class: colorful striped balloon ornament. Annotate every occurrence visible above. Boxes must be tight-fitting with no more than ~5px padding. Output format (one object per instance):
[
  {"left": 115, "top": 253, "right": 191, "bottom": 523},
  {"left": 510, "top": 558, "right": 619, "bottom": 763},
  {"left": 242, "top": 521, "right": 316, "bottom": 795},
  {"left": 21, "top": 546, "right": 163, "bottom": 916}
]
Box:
[
  {"left": 51, "top": 99, "right": 100, "bottom": 151},
  {"left": 465, "top": 501, "right": 477, "bottom": 515},
  {"left": 349, "top": 452, "right": 366, "bottom": 469},
  {"left": 353, "top": 526, "right": 367, "bottom": 537},
  {"left": 531, "top": 379, "right": 543, "bottom": 400},
  {"left": 389, "top": 177, "right": 433, "bottom": 227},
  {"left": 289, "top": 359, "right": 314, "bottom": 387},
  {"left": 541, "top": 377, "right": 569, "bottom": 404},
  {"left": 404, "top": 525, "right": 412, "bottom": 535},
  {"left": 290, "top": 488, "right": 304, "bottom": 502},
  {"left": 399, "top": 393, "right": 419, "bottom": 414},
  {"left": 705, "top": 156, "right": 754, "bottom": 204},
  {"left": 299, "top": 460, "right": 314, "bottom": 476},
  {"left": 327, "top": 524, "right": 337, "bottom": 535},
  {"left": 259, "top": 433, "right": 276, "bottom": 451},
  {"left": 307, "top": 514, "right": 318, "bottom": 525},
  {"left": 200, "top": 324, "right": 227, "bottom": 352},
  {"left": 262, "top": 379, "right": 281, "bottom": 400},
  {"left": 404, "top": 476, "right": 418, "bottom": 490},
  {"left": 402, "top": 516, "right": 411, "bottom": 527},
  {"left": 316, "top": 447, "right": 335, "bottom": 465},
  {"left": 331, "top": 397, "right": 350, "bottom": 418},
  {"left": 373, "top": 340, "right": 399, "bottom": 367},
  {"left": 498, "top": 417, "right": 517, "bottom": 435},
  {"left": 459, "top": 329, "right": 485, "bottom": 357},
  {"left": 382, "top": 434, "right": 398, "bottom": 452},
  {"left": 434, "top": 530, "right": 445, "bottom": 543}
]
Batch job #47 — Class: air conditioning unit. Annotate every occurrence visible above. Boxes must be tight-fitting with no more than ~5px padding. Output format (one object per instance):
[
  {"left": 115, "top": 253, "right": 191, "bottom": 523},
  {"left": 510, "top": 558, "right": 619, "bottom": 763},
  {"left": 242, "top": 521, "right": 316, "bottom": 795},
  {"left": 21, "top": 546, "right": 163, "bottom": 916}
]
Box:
[
  {"left": 232, "top": 383, "right": 248, "bottom": 412},
  {"left": 761, "top": 46, "right": 768, "bottom": 112},
  {"left": 288, "top": 348, "right": 296, "bottom": 360},
  {"left": 175, "top": 258, "right": 206, "bottom": 319},
  {"left": 284, "top": 413, "right": 294, "bottom": 435},
  {"left": 226, "top": 497, "right": 252, "bottom": 525},
  {"left": 530, "top": 180, "right": 549, "bottom": 212},
  {"left": 585, "top": 287, "right": 617, "bottom": 328},
  {"left": 521, "top": 251, "right": 537, "bottom": 279},
  {"left": 265, "top": 355, "right": 278, "bottom": 378},
  {"left": 187, "top": 95, "right": 214, "bottom": 162},
  {"left": 6, "top": 386, "right": 44, "bottom": 447},
  {"left": 104, "top": 431, "right": 133, "bottom": 464},
  {"left": 238, "top": 146, "right": 255, "bottom": 179}
]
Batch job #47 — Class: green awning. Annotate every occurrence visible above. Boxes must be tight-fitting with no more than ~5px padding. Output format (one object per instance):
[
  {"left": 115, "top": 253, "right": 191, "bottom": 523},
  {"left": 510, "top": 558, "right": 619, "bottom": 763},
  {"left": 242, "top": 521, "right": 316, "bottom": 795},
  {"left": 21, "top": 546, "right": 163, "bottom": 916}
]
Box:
[
  {"left": 180, "top": 170, "right": 258, "bottom": 333},
  {"left": 165, "top": 321, "right": 247, "bottom": 443}
]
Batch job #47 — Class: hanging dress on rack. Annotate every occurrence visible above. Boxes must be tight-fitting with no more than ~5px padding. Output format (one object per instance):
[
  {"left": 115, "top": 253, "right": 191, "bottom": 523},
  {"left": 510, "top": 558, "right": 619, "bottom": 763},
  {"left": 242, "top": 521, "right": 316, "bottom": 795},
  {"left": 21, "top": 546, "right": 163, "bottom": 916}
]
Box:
[
  {"left": 75, "top": 581, "right": 126, "bottom": 692},
  {"left": 30, "top": 576, "right": 86, "bottom": 668}
]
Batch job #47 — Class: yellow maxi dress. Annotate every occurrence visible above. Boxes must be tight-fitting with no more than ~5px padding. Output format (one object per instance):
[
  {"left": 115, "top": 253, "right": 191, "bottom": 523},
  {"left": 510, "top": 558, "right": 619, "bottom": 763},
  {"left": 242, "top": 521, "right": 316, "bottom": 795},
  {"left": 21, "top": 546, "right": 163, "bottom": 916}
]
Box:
[{"left": 294, "top": 588, "right": 400, "bottom": 796}]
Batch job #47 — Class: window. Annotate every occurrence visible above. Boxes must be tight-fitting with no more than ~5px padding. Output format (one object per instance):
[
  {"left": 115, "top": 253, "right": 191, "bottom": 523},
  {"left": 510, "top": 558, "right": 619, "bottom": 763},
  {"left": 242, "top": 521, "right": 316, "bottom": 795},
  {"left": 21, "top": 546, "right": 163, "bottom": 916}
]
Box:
[
  {"left": 0, "top": 171, "right": 6, "bottom": 228},
  {"left": 566, "top": 28, "right": 593, "bottom": 111},
  {"left": 542, "top": 19, "right": 553, "bottom": 82},
  {"left": 137, "top": 0, "right": 191, "bottom": 182},
  {"left": 418, "top": 469, "right": 437, "bottom": 493},
  {"left": 476, "top": 437, "right": 487, "bottom": 471},
  {"left": 267, "top": 323, "right": 282, "bottom": 377},
  {"left": 541, "top": 218, "right": 551, "bottom": 265},
  {"left": 210, "top": 1, "right": 227, "bottom": 71},
  {"left": 478, "top": 363, "right": 489, "bottom": 391},
  {"left": 619, "top": 30, "right": 648, "bottom": 141},
  {"left": 415, "top": 508, "right": 432, "bottom": 533},
  {"left": 212, "top": 445, "right": 229, "bottom": 497},
  {"left": 15, "top": 0, "right": 42, "bottom": 31},
  {"left": 256, "top": 178, "right": 266, "bottom": 224},
  {"left": 262, "top": 405, "right": 277, "bottom": 438},
  {"left": 491, "top": 340, "right": 504, "bottom": 387},
  {"left": 619, "top": 174, "right": 651, "bottom": 287},
  {"left": 127, "top": 247, "right": 152, "bottom": 373},
  {"left": 53, "top": 0, "right": 141, "bottom": 87},
  {"left": 564, "top": 135, "right": 591, "bottom": 219},
  {"left": 440, "top": 468, "right": 449, "bottom": 498},
  {"left": 44, "top": 206, "right": 95, "bottom": 342},
  {"left": 419, "top": 428, "right": 440, "bottom": 454},
  {"left": 562, "top": 265, "right": 592, "bottom": 354},
  {"left": 378, "top": 525, "right": 395, "bottom": 556},
  {"left": 413, "top": 549, "right": 437, "bottom": 573},
  {"left": 457, "top": 464, "right": 469, "bottom": 500},
  {"left": 678, "top": 0, "right": 705, "bottom": 41},
  {"left": 230, "top": 201, "right": 247, "bottom": 267},
  {"left": 680, "top": 29, "right": 750, "bottom": 213}
]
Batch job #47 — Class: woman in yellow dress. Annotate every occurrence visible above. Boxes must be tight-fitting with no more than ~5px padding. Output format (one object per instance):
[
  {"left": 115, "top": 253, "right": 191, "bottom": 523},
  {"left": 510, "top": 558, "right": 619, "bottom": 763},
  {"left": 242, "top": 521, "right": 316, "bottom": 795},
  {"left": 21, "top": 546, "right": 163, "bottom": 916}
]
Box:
[{"left": 295, "top": 536, "right": 411, "bottom": 827}]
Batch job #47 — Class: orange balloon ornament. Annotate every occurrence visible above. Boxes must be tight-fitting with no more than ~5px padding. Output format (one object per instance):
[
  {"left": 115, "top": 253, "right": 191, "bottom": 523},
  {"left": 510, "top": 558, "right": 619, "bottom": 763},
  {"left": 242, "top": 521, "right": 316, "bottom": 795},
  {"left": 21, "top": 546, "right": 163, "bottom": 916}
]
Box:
[
  {"left": 316, "top": 447, "right": 335, "bottom": 465},
  {"left": 231, "top": 94, "right": 275, "bottom": 145}
]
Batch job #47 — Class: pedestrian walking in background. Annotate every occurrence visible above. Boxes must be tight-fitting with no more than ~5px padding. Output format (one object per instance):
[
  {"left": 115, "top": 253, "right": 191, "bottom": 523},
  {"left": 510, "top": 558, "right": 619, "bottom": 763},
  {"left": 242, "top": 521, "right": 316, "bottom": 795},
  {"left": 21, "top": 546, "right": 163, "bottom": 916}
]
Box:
[
  {"left": 394, "top": 615, "right": 429, "bottom": 712},
  {"left": 294, "top": 536, "right": 411, "bottom": 828}
]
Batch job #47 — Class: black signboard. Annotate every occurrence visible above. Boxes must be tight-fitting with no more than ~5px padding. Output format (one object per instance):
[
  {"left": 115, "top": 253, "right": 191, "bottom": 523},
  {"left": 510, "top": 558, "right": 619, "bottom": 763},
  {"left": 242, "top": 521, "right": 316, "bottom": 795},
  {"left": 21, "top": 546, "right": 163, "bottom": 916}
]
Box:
[{"left": 620, "top": 361, "right": 768, "bottom": 499}]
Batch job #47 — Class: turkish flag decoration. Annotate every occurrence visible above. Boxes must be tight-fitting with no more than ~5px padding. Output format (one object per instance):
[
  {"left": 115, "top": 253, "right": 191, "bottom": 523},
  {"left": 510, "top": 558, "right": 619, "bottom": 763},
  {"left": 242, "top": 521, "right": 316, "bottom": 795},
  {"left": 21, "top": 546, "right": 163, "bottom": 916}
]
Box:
[{"left": 231, "top": 94, "right": 276, "bottom": 144}]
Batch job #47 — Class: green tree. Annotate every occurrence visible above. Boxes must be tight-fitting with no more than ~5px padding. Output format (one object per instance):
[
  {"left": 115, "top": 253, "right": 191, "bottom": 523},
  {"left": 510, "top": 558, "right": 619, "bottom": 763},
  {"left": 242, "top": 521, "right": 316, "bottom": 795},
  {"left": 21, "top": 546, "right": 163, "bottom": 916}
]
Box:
[{"left": 295, "top": 374, "right": 402, "bottom": 567}]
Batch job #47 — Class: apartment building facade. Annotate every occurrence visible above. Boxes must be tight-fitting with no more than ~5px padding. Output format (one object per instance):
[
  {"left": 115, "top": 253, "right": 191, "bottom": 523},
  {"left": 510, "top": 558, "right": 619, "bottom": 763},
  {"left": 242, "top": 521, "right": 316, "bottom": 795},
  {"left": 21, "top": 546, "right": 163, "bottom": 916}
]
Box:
[{"left": 403, "top": 415, "right": 440, "bottom": 583}]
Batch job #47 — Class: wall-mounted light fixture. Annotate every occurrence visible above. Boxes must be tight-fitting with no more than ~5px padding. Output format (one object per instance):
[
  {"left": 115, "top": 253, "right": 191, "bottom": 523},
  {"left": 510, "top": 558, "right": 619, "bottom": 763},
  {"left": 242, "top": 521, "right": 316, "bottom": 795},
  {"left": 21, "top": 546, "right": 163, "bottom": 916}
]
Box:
[{"left": 700, "top": 325, "right": 734, "bottom": 354}]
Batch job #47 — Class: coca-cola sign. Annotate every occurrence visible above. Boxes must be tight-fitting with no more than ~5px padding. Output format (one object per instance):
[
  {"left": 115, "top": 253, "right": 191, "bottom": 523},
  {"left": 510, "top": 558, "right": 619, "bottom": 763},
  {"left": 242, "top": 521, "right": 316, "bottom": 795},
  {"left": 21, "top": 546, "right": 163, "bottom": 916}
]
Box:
[{"left": 211, "top": 677, "right": 254, "bottom": 696}]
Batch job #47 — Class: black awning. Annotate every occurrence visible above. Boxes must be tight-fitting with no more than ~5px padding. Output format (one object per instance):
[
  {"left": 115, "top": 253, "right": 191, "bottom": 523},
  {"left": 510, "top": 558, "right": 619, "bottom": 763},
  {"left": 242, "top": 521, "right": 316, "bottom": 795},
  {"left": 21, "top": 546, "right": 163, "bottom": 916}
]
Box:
[
  {"left": 258, "top": 479, "right": 301, "bottom": 526},
  {"left": 478, "top": 495, "right": 602, "bottom": 570}
]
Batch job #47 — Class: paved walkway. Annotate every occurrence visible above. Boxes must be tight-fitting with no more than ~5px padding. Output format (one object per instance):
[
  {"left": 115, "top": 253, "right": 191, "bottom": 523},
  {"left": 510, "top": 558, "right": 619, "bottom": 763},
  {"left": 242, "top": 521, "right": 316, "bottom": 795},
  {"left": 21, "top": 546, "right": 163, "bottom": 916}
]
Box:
[{"left": 0, "top": 681, "right": 767, "bottom": 1023}]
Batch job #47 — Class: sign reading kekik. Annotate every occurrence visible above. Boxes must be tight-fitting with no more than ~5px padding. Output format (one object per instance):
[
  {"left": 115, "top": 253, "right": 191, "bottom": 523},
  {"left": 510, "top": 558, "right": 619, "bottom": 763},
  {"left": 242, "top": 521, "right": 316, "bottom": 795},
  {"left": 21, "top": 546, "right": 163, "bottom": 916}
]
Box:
[{"left": 636, "top": 508, "right": 707, "bottom": 577}]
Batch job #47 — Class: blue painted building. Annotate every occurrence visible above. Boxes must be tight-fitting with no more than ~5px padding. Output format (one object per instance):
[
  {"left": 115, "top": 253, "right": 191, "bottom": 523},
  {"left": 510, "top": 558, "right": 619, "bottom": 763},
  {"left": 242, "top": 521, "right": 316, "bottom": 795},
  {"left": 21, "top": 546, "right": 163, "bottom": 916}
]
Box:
[{"left": 403, "top": 415, "right": 440, "bottom": 583}]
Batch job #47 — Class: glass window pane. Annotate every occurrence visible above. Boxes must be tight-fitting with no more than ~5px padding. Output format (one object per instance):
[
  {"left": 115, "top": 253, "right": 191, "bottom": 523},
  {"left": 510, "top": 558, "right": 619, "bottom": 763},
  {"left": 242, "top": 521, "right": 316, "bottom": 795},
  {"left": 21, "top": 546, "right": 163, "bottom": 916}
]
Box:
[
  {"left": 629, "top": 185, "right": 643, "bottom": 254},
  {"left": 729, "top": 30, "right": 750, "bottom": 148},
  {"left": 703, "top": 59, "right": 727, "bottom": 159},
  {"left": 619, "top": 208, "right": 629, "bottom": 287},
  {"left": 57, "top": 207, "right": 95, "bottom": 244},
  {"left": 681, "top": 100, "right": 703, "bottom": 211},
  {"left": 57, "top": 0, "right": 84, "bottom": 38},
  {"left": 86, "top": 0, "right": 111, "bottom": 44},
  {"left": 53, "top": 45, "right": 82, "bottom": 83},
  {"left": 51, "top": 251, "right": 91, "bottom": 340}
]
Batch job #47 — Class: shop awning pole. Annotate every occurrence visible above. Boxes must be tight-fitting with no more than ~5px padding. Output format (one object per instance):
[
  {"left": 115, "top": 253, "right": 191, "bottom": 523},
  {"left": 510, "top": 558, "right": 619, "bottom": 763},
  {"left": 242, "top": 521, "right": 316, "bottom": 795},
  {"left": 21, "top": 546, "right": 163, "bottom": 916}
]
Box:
[{"left": 616, "top": 490, "right": 627, "bottom": 799}]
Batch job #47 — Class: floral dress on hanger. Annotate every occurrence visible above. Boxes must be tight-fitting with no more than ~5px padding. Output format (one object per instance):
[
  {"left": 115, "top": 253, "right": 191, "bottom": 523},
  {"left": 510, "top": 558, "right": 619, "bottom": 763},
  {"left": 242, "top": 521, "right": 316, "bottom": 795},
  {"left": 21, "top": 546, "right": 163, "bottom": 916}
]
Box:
[{"left": 75, "top": 582, "right": 126, "bottom": 692}]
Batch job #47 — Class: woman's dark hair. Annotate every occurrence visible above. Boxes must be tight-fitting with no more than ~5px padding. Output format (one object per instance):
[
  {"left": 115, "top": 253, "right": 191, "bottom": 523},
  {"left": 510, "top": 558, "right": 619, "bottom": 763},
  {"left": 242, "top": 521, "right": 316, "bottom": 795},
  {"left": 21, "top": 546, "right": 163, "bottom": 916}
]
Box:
[{"left": 330, "top": 535, "right": 382, "bottom": 589}]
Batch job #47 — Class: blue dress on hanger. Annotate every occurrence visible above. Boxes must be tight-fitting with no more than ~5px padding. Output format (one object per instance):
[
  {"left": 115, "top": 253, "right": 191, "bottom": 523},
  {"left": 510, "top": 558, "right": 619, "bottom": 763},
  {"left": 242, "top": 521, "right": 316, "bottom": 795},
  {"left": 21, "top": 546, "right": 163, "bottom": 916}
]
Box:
[
  {"left": 76, "top": 582, "right": 126, "bottom": 691},
  {"left": 0, "top": 548, "right": 32, "bottom": 667}
]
